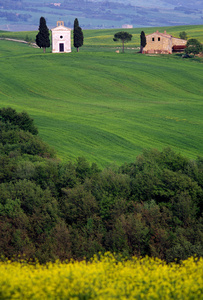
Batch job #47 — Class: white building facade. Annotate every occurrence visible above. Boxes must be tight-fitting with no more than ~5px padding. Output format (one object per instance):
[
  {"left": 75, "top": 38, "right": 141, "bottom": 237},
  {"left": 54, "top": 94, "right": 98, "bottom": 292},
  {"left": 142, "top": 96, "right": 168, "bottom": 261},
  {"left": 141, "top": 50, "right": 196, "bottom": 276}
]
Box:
[
  {"left": 51, "top": 21, "right": 71, "bottom": 53},
  {"left": 122, "top": 24, "right": 133, "bottom": 29}
]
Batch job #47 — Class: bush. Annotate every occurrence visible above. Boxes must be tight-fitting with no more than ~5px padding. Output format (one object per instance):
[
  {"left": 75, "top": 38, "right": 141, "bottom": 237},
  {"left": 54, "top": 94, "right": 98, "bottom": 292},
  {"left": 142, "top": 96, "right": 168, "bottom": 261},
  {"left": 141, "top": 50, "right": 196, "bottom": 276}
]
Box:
[
  {"left": 0, "top": 107, "right": 38, "bottom": 135},
  {"left": 185, "top": 39, "right": 202, "bottom": 56}
]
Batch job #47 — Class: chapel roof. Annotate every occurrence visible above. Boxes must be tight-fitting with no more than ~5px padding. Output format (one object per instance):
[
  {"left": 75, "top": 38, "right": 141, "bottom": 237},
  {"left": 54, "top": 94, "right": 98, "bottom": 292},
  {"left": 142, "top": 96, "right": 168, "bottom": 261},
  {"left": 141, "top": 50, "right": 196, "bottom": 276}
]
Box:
[
  {"left": 51, "top": 21, "right": 71, "bottom": 31},
  {"left": 51, "top": 25, "right": 71, "bottom": 31}
]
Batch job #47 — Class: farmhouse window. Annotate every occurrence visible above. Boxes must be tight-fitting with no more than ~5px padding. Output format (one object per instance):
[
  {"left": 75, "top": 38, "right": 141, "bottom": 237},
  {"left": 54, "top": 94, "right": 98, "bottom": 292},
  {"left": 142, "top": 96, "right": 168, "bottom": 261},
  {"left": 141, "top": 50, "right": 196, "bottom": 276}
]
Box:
[
  {"left": 152, "top": 37, "right": 155, "bottom": 41},
  {"left": 60, "top": 36, "right": 63, "bottom": 39},
  {"left": 158, "top": 37, "right": 160, "bottom": 41}
]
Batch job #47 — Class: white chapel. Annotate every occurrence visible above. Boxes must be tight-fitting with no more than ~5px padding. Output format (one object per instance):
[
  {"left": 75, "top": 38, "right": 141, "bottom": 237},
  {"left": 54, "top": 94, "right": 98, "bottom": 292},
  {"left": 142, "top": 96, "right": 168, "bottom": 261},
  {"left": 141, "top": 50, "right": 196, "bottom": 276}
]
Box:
[{"left": 51, "top": 21, "right": 71, "bottom": 53}]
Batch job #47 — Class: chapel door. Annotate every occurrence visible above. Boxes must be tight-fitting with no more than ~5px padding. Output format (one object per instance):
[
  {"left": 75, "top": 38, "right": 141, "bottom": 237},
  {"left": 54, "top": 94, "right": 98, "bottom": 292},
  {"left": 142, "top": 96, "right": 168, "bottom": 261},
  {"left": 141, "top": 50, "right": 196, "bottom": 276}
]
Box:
[{"left": 59, "top": 43, "right": 64, "bottom": 52}]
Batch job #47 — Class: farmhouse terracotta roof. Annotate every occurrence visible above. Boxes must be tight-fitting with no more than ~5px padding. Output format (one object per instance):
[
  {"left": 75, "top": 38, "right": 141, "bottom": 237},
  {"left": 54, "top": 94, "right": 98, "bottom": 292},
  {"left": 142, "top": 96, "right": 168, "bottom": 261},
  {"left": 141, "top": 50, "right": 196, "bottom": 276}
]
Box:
[{"left": 147, "top": 30, "right": 172, "bottom": 38}]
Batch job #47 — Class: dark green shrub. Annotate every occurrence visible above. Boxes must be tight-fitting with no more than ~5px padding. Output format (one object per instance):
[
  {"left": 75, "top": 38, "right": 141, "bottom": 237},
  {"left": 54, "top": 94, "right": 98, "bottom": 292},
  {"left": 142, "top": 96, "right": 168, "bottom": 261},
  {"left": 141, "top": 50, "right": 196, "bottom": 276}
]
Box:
[{"left": 0, "top": 107, "right": 38, "bottom": 135}]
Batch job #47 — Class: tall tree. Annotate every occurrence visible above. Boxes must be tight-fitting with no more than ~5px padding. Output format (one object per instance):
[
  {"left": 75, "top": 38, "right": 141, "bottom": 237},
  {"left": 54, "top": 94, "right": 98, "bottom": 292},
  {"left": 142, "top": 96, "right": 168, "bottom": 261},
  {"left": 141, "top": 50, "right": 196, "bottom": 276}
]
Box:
[
  {"left": 179, "top": 31, "right": 188, "bottom": 40},
  {"left": 73, "top": 18, "right": 84, "bottom": 52},
  {"left": 36, "top": 17, "right": 50, "bottom": 53},
  {"left": 113, "top": 31, "right": 132, "bottom": 53},
  {"left": 140, "top": 31, "right": 146, "bottom": 53},
  {"left": 74, "top": 18, "right": 79, "bottom": 31},
  {"left": 185, "top": 39, "right": 202, "bottom": 57}
]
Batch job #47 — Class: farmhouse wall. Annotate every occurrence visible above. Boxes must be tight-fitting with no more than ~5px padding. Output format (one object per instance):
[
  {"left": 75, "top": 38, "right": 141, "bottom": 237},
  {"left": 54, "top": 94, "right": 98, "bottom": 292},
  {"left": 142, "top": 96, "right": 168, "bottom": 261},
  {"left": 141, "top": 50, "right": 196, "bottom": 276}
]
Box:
[{"left": 143, "top": 30, "right": 187, "bottom": 54}]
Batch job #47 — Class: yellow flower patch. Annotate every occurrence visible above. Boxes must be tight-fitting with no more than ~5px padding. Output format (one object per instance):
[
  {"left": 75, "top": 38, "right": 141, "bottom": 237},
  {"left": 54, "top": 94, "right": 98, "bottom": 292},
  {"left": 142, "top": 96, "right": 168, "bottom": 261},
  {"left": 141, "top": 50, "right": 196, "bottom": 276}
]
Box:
[{"left": 0, "top": 254, "right": 202, "bottom": 299}]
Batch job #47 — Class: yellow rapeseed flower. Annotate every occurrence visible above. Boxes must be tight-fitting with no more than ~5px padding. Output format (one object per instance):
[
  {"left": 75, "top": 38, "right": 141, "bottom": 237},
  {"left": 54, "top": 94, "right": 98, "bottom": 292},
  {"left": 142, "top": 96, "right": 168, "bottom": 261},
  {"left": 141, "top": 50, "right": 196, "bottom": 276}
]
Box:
[{"left": 0, "top": 254, "right": 202, "bottom": 299}]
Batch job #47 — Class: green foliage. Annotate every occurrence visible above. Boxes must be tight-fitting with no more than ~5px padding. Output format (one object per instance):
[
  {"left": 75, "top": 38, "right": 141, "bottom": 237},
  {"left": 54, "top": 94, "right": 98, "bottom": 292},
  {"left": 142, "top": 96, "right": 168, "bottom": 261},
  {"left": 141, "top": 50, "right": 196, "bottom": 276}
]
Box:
[
  {"left": 36, "top": 16, "right": 50, "bottom": 53},
  {"left": 25, "top": 34, "right": 33, "bottom": 43},
  {"left": 73, "top": 18, "right": 84, "bottom": 52},
  {"left": 0, "top": 108, "right": 56, "bottom": 164},
  {"left": 119, "top": 148, "right": 203, "bottom": 210},
  {"left": 0, "top": 107, "right": 38, "bottom": 135},
  {"left": 113, "top": 31, "right": 132, "bottom": 52},
  {"left": 57, "top": 161, "right": 78, "bottom": 192},
  {"left": 140, "top": 31, "right": 146, "bottom": 53},
  {"left": 73, "top": 18, "right": 79, "bottom": 30},
  {"left": 179, "top": 31, "right": 188, "bottom": 40},
  {"left": 185, "top": 38, "right": 202, "bottom": 56},
  {"left": 0, "top": 116, "right": 203, "bottom": 262},
  {"left": 0, "top": 198, "right": 22, "bottom": 218},
  {"left": 75, "top": 157, "right": 95, "bottom": 183},
  {"left": 60, "top": 185, "right": 99, "bottom": 227}
]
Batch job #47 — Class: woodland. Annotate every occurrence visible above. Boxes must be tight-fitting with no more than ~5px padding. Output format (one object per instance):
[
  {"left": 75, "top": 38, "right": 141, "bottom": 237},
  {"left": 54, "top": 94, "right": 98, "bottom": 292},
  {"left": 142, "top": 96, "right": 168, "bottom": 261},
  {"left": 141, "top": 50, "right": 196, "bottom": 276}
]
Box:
[{"left": 0, "top": 107, "right": 202, "bottom": 263}]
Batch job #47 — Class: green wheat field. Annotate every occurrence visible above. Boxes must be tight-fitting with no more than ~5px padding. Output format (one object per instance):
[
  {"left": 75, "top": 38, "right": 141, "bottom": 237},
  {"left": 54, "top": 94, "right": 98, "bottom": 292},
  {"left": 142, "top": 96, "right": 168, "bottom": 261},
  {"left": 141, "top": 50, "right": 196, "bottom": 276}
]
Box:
[{"left": 0, "top": 25, "right": 203, "bottom": 167}]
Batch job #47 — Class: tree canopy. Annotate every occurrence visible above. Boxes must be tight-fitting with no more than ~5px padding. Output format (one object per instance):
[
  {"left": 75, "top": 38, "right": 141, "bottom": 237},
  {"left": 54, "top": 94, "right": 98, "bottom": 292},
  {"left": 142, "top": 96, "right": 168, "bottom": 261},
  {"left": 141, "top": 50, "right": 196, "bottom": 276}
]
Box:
[
  {"left": 185, "top": 38, "right": 202, "bottom": 56},
  {"left": 36, "top": 16, "right": 50, "bottom": 53},
  {"left": 179, "top": 31, "right": 188, "bottom": 40},
  {"left": 0, "top": 107, "right": 203, "bottom": 263},
  {"left": 113, "top": 31, "right": 132, "bottom": 53},
  {"left": 140, "top": 31, "right": 146, "bottom": 53},
  {"left": 73, "top": 18, "right": 84, "bottom": 52},
  {"left": 0, "top": 107, "right": 38, "bottom": 135}
]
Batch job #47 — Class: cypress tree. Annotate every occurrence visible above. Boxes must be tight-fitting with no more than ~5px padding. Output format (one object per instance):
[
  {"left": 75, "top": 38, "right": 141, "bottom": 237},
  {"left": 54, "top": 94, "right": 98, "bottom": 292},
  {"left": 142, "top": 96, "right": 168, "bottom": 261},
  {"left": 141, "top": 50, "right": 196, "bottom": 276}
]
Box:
[
  {"left": 73, "top": 18, "right": 84, "bottom": 52},
  {"left": 140, "top": 31, "right": 146, "bottom": 54},
  {"left": 36, "top": 17, "right": 50, "bottom": 53},
  {"left": 74, "top": 18, "right": 79, "bottom": 31}
]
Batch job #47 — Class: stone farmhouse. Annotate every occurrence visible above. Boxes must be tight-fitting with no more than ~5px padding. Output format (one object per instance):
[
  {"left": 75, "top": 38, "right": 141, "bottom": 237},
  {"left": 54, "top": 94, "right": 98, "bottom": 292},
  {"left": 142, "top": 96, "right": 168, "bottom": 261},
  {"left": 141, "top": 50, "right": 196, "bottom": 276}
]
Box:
[
  {"left": 143, "top": 30, "right": 187, "bottom": 54},
  {"left": 51, "top": 21, "right": 71, "bottom": 53}
]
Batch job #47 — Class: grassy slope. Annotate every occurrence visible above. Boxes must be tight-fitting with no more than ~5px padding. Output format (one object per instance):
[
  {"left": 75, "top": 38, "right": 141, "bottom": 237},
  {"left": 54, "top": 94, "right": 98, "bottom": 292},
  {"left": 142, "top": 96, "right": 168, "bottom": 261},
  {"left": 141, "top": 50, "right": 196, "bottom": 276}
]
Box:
[
  {"left": 0, "top": 25, "right": 202, "bottom": 167},
  {"left": 1, "top": 24, "right": 203, "bottom": 45}
]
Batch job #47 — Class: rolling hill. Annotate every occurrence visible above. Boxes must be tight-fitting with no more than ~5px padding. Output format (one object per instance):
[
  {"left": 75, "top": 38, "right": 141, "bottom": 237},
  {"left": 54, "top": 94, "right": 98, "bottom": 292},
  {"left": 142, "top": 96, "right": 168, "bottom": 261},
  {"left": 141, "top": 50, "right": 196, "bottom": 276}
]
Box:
[{"left": 0, "top": 26, "right": 202, "bottom": 167}]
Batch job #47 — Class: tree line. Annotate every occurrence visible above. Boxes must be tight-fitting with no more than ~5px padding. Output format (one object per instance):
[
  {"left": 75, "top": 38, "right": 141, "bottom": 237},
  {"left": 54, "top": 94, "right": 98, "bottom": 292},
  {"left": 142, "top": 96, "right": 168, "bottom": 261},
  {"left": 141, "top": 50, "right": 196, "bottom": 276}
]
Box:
[
  {"left": 0, "top": 107, "right": 202, "bottom": 263},
  {"left": 36, "top": 18, "right": 202, "bottom": 57}
]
